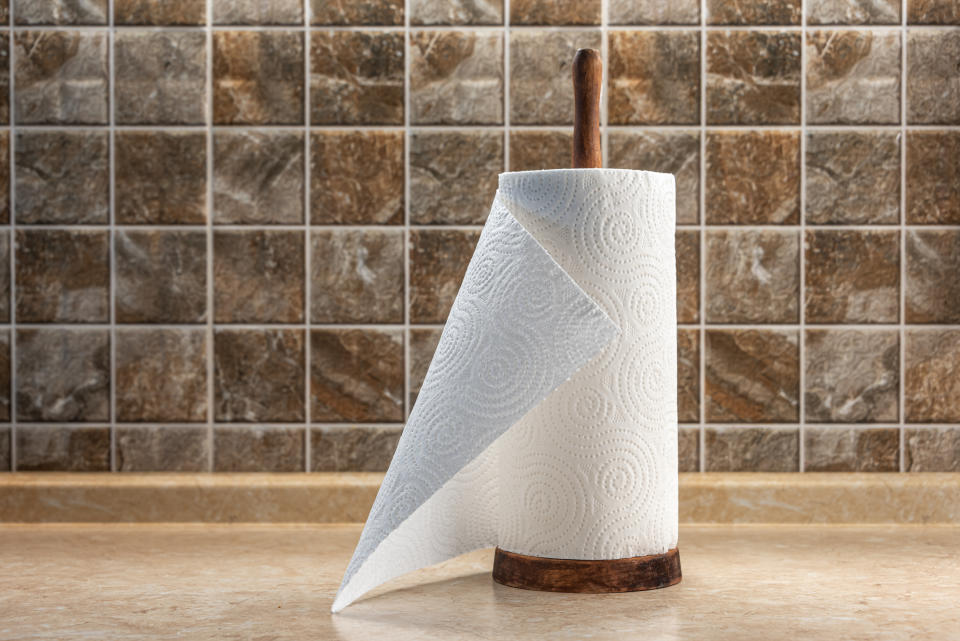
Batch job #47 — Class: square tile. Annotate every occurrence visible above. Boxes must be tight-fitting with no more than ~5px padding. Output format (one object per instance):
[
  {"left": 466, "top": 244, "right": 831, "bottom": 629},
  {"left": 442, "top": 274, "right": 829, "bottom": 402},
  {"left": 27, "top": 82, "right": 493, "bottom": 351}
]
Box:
[
  {"left": 707, "top": 0, "right": 800, "bottom": 24},
  {"left": 705, "top": 329, "right": 800, "bottom": 423},
  {"left": 707, "top": 31, "right": 801, "bottom": 125},
  {"left": 114, "top": 0, "right": 205, "bottom": 24},
  {"left": 906, "top": 230, "right": 960, "bottom": 323},
  {"left": 410, "top": 0, "right": 502, "bottom": 24},
  {"left": 213, "top": 426, "right": 304, "bottom": 472},
  {"left": 14, "top": 31, "right": 108, "bottom": 124},
  {"left": 310, "top": 30, "right": 404, "bottom": 125},
  {"left": 214, "top": 0, "right": 303, "bottom": 24},
  {"left": 804, "top": 427, "right": 900, "bottom": 472},
  {"left": 214, "top": 230, "right": 305, "bottom": 323},
  {"left": 213, "top": 31, "right": 304, "bottom": 125},
  {"left": 806, "top": 131, "right": 900, "bottom": 225},
  {"left": 116, "top": 329, "right": 208, "bottom": 423},
  {"left": 0, "top": 133, "right": 8, "bottom": 221},
  {"left": 115, "top": 31, "right": 206, "bottom": 125},
  {"left": 310, "top": 130, "right": 404, "bottom": 224},
  {"left": 609, "top": 30, "right": 700, "bottom": 125},
  {"left": 410, "top": 229, "right": 481, "bottom": 323},
  {"left": 908, "top": 0, "right": 960, "bottom": 22},
  {"left": 16, "top": 426, "right": 110, "bottom": 471},
  {"left": 410, "top": 131, "right": 502, "bottom": 224},
  {"left": 115, "top": 131, "right": 207, "bottom": 224},
  {"left": 214, "top": 329, "right": 305, "bottom": 422},
  {"left": 0, "top": 34, "right": 9, "bottom": 124},
  {"left": 311, "top": 0, "right": 403, "bottom": 24},
  {"left": 907, "top": 131, "right": 960, "bottom": 224},
  {"left": 311, "top": 229, "right": 404, "bottom": 323},
  {"left": 409, "top": 328, "right": 442, "bottom": 408},
  {"left": 510, "top": 0, "right": 600, "bottom": 24},
  {"left": 705, "top": 131, "right": 800, "bottom": 224},
  {"left": 410, "top": 31, "right": 503, "bottom": 124},
  {"left": 16, "top": 329, "right": 109, "bottom": 422},
  {"left": 676, "top": 229, "right": 700, "bottom": 323},
  {"left": 213, "top": 130, "right": 304, "bottom": 225},
  {"left": 678, "top": 427, "right": 700, "bottom": 472},
  {"left": 678, "top": 329, "right": 700, "bottom": 423},
  {"left": 311, "top": 426, "right": 402, "bottom": 472},
  {"left": 0, "top": 334, "right": 9, "bottom": 420},
  {"left": 15, "top": 0, "right": 107, "bottom": 24},
  {"left": 905, "top": 427, "right": 960, "bottom": 472},
  {"left": 509, "top": 130, "right": 572, "bottom": 172},
  {"left": 116, "top": 426, "right": 209, "bottom": 472},
  {"left": 705, "top": 427, "right": 799, "bottom": 472},
  {"left": 15, "top": 229, "right": 110, "bottom": 323},
  {"left": 908, "top": 30, "right": 960, "bottom": 124},
  {"left": 806, "top": 30, "right": 900, "bottom": 124},
  {"left": 15, "top": 130, "right": 109, "bottom": 224},
  {"left": 511, "top": 30, "right": 602, "bottom": 125},
  {"left": 609, "top": 0, "right": 699, "bottom": 24},
  {"left": 311, "top": 329, "right": 404, "bottom": 422},
  {"left": 706, "top": 229, "right": 800, "bottom": 324},
  {"left": 608, "top": 130, "right": 699, "bottom": 224},
  {"left": 0, "top": 426, "right": 8, "bottom": 471},
  {"left": 808, "top": 0, "right": 900, "bottom": 24},
  {"left": 905, "top": 329, "right": 960, "bottom": 422},
  {"left": 805, "top": 230, "right": 899, "bottom": 323},
  {"left": 805, "top": 329, "right": 899, "bottom": 423},
  {"left": 115, "top": 230, "right": 207, "bottom": 323},
  {"left": 0, "top": 234, "right": 8, "bottom": 322}
]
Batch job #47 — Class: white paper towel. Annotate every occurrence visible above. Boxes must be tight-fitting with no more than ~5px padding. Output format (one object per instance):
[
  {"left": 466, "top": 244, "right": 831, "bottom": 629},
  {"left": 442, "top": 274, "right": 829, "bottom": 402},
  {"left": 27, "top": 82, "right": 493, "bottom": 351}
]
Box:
[{"left": 333, "top": 168, "right": 677, "bottom": 612}]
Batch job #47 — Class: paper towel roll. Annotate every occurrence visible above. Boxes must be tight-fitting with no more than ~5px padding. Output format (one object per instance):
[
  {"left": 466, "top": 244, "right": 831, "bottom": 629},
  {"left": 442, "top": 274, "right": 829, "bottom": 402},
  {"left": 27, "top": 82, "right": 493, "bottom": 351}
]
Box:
[{"left": 333, "top": 168, "right": 677, "bottom": 612}]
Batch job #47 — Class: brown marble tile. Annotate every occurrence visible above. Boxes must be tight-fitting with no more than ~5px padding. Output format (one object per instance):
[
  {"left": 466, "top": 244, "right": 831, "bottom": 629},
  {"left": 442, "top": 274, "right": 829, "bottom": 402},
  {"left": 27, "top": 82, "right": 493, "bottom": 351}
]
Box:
[
  {"left": 805, "top": 427, "right": 900, "bottom": 472},
  {"left": 310, "top": 130, "right": 404, "bottom": 225},
  {"left": 410, "top": 0, "right": 502, "bottom": 24},
  {"left": 705, "top": 329, "right": 800, "bottom": 423},
  {"left": 805, "top": 230, "right": 899, "bottom": 324},
  {"left": 410, "top": 131, "right": 502, "bottom": 224},
  {"left": 609, "top": 130, "right": 699, "bottom": 224},
  {"left": 310, "top": 30, "right": 404, "bottom": 125},
  {"left": 0, "top": 1, "right": 6, "bottom": 23},
  {"left": 15, "top": 230, "right": 110, "bottom": 323},
  {"left": 410, "top": 229, "right": 480, "bottom": 323},
  {"left": 214, "top": 230, "right": 305, "bottom": 323},
  {"left": 311, "top": 0, "right": 403, "bottom": 24},
  {"left": 409, "top": 328, "right": 442, "bottom": 408},
  {"left": 115, "top": 32, "right": 206, "bottom": 125},
  {"left": 707, "top": 31, "right": 801, "bottom": 125},
  {"left": 213, "top": 31, "right": 304, "bottom": 125},
  {"left": 0, "top": 426, "right": 8, "bottom": 472},
  {"left": 509, "top": 130, "right": 571, "bottom": 172},
  {"left": 907, "top": 131, "right": 960, "bottom": 224},
  {"left": 311, "top": 426, "right": 402, "bottom": 472},
  {"left": 678, "top": 329, "right": 700, "bottom": 424},
  {"left": 0, "top": 133, "right": 9, "bottom": 221},
  {"left": 16, "top": 329, "right": 109, "bottom": 422},
  {"left": 807, "top": 30, "right": 901, "bottom": 125},
  {"left": 311, "top": 229, "right": 403, "bottom": 323},
  {"left": 676, "top": 230, "right": 700, "bottom": 324},
  {"left": 116, "top": 426, "right": 209, "bottom": 472},
  {"left": 214, "top": 329, "right": 305, "bottom": 423},
  {"left": 511, "top": 30, "right": 602, "bottom": 125},
  {"left": 905, "top": 329, "right": 960, "bottom": 422},
  {"left": 0, "top": 237, "right": 8, "bottom": 324},
  {"left": 410, "top": 31, "right": 503, "bottom": 124},
  {"left": 908, "top": 30, "right": 960, "bottom": 124},
  {"left": 906, "top": 230, "right": 960, "bottom": 323},
  {"left": 213, "top": 426, "right": 304, "bottom": 472},
  {"left": 116, "top": 329, "right": 208, "bottom": 423},
  {"left": 705, "top": 427, "right": 799, "bottom": 472},
  {"left": 805, "top": 330, "right": 899, "bottom": 423},
  {"left": 15, "top": 130, "right": 108, "bottom": 224},
  {"left": 707, "top": 0, "right": 800, "bottom": 24},
  {"left": 0, "top": 34, "right": 9, "bottom": 124},
  {"left": 510, "top": 0, "right": 600, "bottom": 24},
  {"left": 705, "top": 229, "right": 799, "bottom": 324},
  {"left": 906, "top": 427, "right": 960, "bottom": 472},
  {"left": 805, "top": 131, "right": 900, "bottom": 225},
  {"left": 610, "top": 0, "right": 699, "bottom": 24},
  {"left": 115, "top": 0, "right": 205, "bottom": 24},
  {"left": 311, "top": 329, "right": 404, "bottom": 422},
  {"left": 678, "top": 427, "right": 700, "bottom": 472},
  {"left": 609, "top": 30, "right": 700, "bottom": 125},
  {"left": 115, "top": 131, "right": 207, "bottom": 224},
  {"left": 214, "top": 0, "right": 302, "bottom": 23},
  {"left": 16, "top": 426, "right": 109, "bottom": 471},
  {"left": 0, "top": 333, "right": 9, "bottom": 421},
  {"left": 14, "top": 31, "right": 108, "bottom": 124},
  {"left": 115, "top": 230, "right": 207, "bottom": 323},
  {"left": 808, "top": 0, "right": 900, "bottom": 23},
  {"left": 15, "top": 0, "right": 106, "bottom": 24},
  {"left": 908, "top": 0, "right": 960, "bottom": 22},
  {"left": 213, "top": 130, "right": 304, "bottom": 225}
]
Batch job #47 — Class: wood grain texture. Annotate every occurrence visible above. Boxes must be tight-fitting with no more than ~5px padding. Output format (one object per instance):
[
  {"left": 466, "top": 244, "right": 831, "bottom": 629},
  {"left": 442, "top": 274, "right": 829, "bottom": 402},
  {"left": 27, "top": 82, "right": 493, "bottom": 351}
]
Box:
[{"left": 572, "top": 48, "right": 602, "bottom": 169}]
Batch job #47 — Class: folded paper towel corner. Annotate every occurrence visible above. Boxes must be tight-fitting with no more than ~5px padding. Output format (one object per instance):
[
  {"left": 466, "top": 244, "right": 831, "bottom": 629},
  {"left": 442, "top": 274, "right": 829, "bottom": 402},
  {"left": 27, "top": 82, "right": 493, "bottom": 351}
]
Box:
[{"left": 332, "top": 168, "right": 678, "bottom": 613}]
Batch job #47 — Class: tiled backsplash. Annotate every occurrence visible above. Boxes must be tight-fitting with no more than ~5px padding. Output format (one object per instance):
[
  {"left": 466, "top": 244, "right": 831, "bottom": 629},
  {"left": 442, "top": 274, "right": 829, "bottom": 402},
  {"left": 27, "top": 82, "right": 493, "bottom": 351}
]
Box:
[{"left": 0, "top": 0, "right": 958, "bottom": 474}]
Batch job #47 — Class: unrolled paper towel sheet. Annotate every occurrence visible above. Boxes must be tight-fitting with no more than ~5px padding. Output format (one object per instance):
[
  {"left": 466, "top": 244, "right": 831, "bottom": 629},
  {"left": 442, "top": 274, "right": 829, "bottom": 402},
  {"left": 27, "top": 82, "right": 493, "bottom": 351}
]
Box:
[{"left": 333, "top": 168, "right": 678, "bottom": 612}]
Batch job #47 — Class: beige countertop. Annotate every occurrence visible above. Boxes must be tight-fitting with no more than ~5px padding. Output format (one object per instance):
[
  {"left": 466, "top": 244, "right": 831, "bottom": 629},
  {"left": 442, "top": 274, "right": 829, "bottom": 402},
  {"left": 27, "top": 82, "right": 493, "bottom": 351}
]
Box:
[{"left": 2, "top": 523, "right": 957, "bottom": 640}]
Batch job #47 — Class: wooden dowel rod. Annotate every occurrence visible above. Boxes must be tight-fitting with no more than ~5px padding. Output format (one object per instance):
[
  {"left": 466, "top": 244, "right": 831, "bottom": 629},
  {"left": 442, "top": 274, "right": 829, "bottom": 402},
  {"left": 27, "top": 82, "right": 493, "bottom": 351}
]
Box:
[{"left": 572, "top": 48, "right": 602, "bottom": 169}]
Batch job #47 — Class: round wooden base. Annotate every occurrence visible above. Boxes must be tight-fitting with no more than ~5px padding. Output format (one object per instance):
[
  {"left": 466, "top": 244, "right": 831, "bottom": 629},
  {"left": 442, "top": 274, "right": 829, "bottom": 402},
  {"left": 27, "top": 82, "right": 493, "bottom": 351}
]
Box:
[{"left": 492, "top": 547, "right": 681, "bottom": 593}]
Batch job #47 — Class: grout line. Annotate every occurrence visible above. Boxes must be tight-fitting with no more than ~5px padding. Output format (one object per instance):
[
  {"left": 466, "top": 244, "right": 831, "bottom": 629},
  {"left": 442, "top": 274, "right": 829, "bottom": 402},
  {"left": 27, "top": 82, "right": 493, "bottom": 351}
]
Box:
[
  {"left": 402, "top": 0, "right": 412, "bottom": 425},
  {"left": 107, "top": 0, "right": 117, "bottom": 472},
  {"left": 600, "top": 0, "right": 609, "bottom": 167},
  {"left": 503, "top": 0, "right": 511, "bottom": 171},
  {"left": 303, "top": 2, "right": 312, "bottom": 473},
  {"left": 698, "top": 0, "right": 707, "bottom": 473},
  {"left": 798, "top": 0, "right": 807, "bottom": 473},
  {"left": 899, "top": 0, "right": 908, "bottom": 473},
  {"left": 204, "top": 0, "right": 215, "bottom": 472},
  {"left": 7, "top": 3, "right": 14, "bottom": 470}
]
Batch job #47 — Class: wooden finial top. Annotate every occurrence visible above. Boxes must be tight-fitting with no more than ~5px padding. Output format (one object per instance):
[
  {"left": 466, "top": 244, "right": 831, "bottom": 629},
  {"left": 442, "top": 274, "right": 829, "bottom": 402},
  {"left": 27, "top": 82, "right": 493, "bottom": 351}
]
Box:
[{"left": 572, "top": 48, "right": 602, "bottom": 169}]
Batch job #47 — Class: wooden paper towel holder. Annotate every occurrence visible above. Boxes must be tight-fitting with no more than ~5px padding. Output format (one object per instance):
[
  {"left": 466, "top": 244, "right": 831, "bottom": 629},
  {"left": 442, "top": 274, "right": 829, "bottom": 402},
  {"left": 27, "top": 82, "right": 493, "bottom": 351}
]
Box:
[{"left": 491, "top": 49, "right": 682, "bottom": 594}]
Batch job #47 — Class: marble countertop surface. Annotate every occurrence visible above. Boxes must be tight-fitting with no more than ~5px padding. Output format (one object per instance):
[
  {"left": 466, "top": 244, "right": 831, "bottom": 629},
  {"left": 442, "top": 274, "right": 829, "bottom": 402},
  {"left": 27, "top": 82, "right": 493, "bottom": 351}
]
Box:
[{"left": 1, "top": 523, "right": 957, "bottom": 640}]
